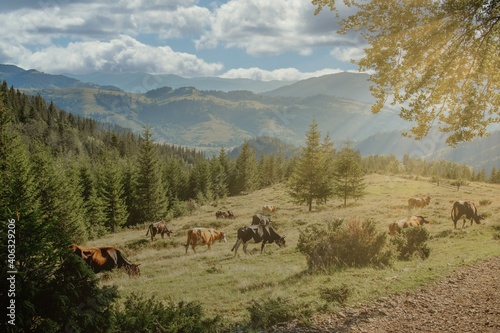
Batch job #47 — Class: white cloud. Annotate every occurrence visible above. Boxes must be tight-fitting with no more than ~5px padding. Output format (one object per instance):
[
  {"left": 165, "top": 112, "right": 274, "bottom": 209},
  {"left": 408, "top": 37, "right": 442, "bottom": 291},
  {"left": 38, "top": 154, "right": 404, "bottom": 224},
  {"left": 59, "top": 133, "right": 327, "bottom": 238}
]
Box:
[
  {"left": 197, "top": 0, "right": 357, "bottom": 56},
  {"left": 220, "top": 67, "right": 350, "bottom": 81},
  {"left": 330, "top": 46, "right": 366, "bottom": 63},
  {"left": 18, "top": 36, "right": 223, "bottom": 76}
]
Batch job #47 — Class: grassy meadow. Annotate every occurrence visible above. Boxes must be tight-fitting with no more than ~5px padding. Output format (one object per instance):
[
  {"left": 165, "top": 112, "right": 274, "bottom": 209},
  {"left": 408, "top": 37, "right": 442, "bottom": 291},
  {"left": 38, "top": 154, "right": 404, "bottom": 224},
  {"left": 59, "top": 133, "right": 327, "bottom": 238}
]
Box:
[{"left": 85, "top": 174, "right": 500, "bottom": 325}]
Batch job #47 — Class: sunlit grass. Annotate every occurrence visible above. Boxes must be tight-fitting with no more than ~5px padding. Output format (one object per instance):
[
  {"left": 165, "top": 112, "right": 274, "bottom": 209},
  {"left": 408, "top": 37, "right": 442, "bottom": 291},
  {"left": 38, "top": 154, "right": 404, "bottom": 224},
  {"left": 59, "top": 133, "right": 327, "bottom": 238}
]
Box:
[{"left": 84, "top": 174, "right": 500, "bottom": 325}]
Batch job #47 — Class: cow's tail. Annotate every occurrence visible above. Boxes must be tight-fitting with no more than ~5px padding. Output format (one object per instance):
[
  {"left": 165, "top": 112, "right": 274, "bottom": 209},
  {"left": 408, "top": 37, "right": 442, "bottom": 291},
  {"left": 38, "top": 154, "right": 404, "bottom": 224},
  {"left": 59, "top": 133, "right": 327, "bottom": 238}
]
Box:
[
  {"left": 185, "top": 230, "right": 193, "bottom": 248},
  {"left": 146, "top": 225, "right": 151, "bottom": 236}
]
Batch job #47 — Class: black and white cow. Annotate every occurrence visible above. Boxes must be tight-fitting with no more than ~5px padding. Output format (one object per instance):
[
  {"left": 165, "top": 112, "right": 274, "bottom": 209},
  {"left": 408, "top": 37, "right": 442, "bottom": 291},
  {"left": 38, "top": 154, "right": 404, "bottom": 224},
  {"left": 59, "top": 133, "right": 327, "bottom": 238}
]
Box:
[
  {"left": 231, "top": 225, "right": 285, "bottom": 257},
  {"left": 252, "top": 213, "right": 271, "bottom": 226},
  {"left": 451, "top": 200, "right": 484, "bottom": 229}
]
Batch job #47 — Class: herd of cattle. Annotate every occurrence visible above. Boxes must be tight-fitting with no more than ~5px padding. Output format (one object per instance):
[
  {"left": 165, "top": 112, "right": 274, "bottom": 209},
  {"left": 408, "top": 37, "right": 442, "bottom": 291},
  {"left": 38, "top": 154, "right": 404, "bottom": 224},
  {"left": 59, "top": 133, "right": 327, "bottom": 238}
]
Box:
[{"left": 69, "top": 200, "right": 484, "bottom": 277}]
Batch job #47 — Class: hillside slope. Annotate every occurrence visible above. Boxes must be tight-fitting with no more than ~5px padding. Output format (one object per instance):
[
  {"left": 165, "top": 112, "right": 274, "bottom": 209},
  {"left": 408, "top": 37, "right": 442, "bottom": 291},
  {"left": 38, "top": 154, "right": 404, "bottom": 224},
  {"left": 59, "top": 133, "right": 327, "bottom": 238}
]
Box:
[
  {"left": 262, "top": 72, "right": 374, "bottom": 103},
  {"left": 22, "top": 85, "right": 408, "bottom": 149}
]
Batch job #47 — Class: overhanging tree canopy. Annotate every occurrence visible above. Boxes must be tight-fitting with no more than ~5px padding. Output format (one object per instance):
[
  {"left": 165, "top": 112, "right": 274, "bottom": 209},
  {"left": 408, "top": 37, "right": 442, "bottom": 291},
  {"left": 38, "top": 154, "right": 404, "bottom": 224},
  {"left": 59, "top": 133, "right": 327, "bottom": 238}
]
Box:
[{"left": 313, "top": 0, "right": 500, "bottom": 145}]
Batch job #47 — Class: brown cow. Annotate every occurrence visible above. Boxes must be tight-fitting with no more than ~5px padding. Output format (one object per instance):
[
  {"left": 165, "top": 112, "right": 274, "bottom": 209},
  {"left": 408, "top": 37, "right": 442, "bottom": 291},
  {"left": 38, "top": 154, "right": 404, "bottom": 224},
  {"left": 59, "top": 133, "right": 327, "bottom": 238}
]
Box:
[
  {"left": 262, "top": 205, "right": 277, "bottom": 213},
  {"left": 388, "top": 215, "right": 430, "bottom": 235},
  {"left": 68, "top": 244, "right": 140, "bottom": 277},
  {"left": 451, "top": 201, "right": 484, "bottom": 229},
  {"left": 146, "top": 221, "right": 173, "bottom": 241},
  {"left": 185, "top": 228, "right": 227, "bottom": 253},
  {"left": 215, "top": 210, "right": 235, "bottom": 219},
  {"left": 408, "top": 196, "right": 431, "bottom": 210}
]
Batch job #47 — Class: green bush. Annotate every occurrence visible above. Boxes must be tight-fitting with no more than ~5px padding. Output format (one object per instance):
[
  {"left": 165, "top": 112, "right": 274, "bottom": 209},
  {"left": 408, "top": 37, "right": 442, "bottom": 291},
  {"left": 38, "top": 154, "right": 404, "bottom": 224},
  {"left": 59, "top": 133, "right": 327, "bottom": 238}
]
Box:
[
  {"left": 297, "top": 219, "right": 394, "bottom": 272},
  {"left": 113, "top": 293, "right": 224, "bottom": 333},
  {"left": 247, "top": 297, "right": 298, "bottom": 330},
  {"left": 319, "top": 284, "right": 351, "bottom": 305},
  {"left": 390, "top": 227, "right": 431, "bottom": 260}
]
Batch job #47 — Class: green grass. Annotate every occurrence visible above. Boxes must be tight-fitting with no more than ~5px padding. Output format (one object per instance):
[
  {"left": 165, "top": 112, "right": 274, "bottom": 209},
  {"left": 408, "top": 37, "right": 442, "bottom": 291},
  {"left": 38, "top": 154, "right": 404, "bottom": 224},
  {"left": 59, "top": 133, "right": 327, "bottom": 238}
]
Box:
[{"left": 85, "top": 174, "right": 500, "bottom": 325}]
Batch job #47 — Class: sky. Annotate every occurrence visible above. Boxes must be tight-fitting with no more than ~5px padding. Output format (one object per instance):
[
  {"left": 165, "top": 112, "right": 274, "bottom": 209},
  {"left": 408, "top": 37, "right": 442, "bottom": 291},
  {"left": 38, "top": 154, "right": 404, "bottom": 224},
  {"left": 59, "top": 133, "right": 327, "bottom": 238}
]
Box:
[{"left": 0, "top": 0, "right": 367, "bottom": 81}]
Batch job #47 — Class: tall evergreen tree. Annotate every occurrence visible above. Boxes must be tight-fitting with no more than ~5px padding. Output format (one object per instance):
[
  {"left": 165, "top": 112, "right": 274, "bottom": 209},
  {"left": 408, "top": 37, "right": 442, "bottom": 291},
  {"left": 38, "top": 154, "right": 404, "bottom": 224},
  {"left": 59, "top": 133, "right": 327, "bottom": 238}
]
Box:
[
  {"left": 99, "top": 158, "right": 129, "bottom": 233},
  {"left": 189, "top": 159, "right": 212, "bottom": 203},
  {"left": 209, "top": 155, "right": 228, "bottom": 201},
  {"left": 288, "top": 120, "right": 335, "bottom": 211},
  {"left": 164, "top": 158, "right": 189, "bottom": 202},
  {"left": 332, "top": 142, "right": 366, "bottom": 207},
  {"left": 133, "top": 127, "right": 168, "bottom": 225},
  {"left": 232, "top": 140, "right": 259, "bottom": 194}
]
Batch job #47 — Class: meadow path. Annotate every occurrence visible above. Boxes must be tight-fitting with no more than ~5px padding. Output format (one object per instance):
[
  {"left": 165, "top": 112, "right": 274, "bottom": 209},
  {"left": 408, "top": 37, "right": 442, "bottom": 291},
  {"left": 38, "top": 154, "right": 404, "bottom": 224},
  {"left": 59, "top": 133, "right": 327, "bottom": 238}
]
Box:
[{"left": 271, "top": 256, "right": 500, "bottom": 333}]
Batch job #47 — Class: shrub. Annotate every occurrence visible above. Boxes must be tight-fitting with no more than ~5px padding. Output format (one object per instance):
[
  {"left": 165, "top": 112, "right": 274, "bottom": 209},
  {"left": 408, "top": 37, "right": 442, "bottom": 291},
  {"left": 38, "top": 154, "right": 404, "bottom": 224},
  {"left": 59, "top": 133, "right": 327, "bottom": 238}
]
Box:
[
  {"left": 113, "top": 293, "right": 224, "bottom": 333},
  {"left": 390, "top": 227, "right": 431, "bottom": 260},
  {"left": 247, "top": 297, "right": 298, "bottom": 330},
  {"left": 319, "top": 284, "right": 351, "bottom": 305},
  {"left": 297, "top": 219, "right": 394, "bottom": 272}
]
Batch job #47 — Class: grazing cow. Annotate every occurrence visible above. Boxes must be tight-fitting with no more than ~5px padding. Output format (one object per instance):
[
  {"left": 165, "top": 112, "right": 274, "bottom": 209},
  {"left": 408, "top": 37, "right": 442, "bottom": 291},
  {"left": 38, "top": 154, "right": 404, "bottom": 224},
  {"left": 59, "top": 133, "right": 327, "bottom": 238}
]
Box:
[
  {"left": 215, "top": 210, "right": 236, "bottom": 219},
  {"left": 146, "top": 221, "right": 173, "bottom": 241},
  {"left": 231, "top": 225, "right": 286, "bottom": 257},
  {"left": 252, "top": 214, "right": 272, "bottom": 226},
  {"left": 451, "top": 201, "right": 484, "bottom": 229},
  {"left": 408, "top": 196, "right": 431, "bottom": 210},
  {"left": 185, "top": 228, "right": 227, "bottom": 253},
  {"left": 262, "top": 205, "right": 277, "bottom": 213},
  {"left": 388, "top": 215, "right": 430, "bottom": 235},
  {"left": 68, "top": 244, "right": 140, "bottom": 277}
]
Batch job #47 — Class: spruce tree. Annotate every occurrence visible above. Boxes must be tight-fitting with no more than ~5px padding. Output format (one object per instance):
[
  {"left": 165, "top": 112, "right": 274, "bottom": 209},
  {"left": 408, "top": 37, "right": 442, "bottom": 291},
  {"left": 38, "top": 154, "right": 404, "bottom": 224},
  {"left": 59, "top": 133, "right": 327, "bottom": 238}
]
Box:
[
  {"left": 133, "top": 127, "right": 168, "bottom": 224},
  {"left": 288, "top": 120, "right": 334, "bottom": 211},
  {"left": 99, "top": 158, "right": 129, "bottom": 233},
  {"left": 233, "top": 140, "right": 259, "bottom": 194},
  {"left": 189, "top": 159, "right": 212, "bottom": 203},
  {"left": 332, "top": 142, "right": 366, "bottom": 207},
  {"left": 209, "top": 155, "right": 228, "bottom": 201}
]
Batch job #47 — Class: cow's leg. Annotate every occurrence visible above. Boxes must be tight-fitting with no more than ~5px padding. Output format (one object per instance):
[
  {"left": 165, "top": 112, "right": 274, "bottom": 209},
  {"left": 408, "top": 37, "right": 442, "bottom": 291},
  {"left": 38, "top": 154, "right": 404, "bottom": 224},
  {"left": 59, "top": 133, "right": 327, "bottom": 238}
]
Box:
[
  {"left": 243, "top": 242, "right": 249, "bottom": 254},
  {"left": 260, "top": 240, "right": 268, "bottom": 254},
  {"left": 231, "top": 239, "right": 241, "bottom": 256},
  {"left": 231, "top": 239, "right": 240, "bottom": 252},
  {"left": 185, "top": 236, "right": 190, "bottom": 254},
  {"left": 462, "top": 217, "right": 466, "bottom": 228}
]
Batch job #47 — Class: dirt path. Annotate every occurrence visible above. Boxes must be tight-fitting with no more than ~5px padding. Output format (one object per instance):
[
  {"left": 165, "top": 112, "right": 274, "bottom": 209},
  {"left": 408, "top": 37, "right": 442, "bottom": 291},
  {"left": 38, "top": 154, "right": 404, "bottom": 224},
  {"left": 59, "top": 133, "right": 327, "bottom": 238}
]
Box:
[{"left": 271, "top": 256, "right": 500, "bottom": 333}]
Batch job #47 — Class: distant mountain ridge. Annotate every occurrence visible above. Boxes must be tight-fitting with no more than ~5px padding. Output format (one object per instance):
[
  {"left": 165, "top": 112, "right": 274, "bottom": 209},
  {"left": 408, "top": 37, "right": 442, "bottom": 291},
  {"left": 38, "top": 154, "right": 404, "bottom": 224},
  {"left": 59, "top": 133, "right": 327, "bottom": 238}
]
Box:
[
  {"left": 2, "top": 64, "right": 498, "bottom": 172},
  {"left": 263, "top": 72, "right": 375, "bottom": 103},
  {"left": 63, "top": 72, "right": 295, "bottom": 94},
  {"left": 0, "top": 64, "right": 121, "bottom": 91}
]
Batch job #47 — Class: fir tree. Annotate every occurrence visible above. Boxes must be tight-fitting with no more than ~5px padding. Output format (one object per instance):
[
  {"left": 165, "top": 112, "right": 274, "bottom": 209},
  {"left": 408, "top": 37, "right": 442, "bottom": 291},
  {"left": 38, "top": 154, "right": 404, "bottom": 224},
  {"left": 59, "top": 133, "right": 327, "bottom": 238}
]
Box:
[
  {"left": 332, "top": 142, "right": 366, "bottom": 207},
  {"left": 99, "top": 158, "right": 129, "bottom": 233},
  {"left": 133, "top": 127, "right": 168, "bottom": 224},
  {"left": 232, "top": 140, "right": 259, "bottom": 194},
  {"left": 288, "top": 120, "right": 335, "bottom": 211}
]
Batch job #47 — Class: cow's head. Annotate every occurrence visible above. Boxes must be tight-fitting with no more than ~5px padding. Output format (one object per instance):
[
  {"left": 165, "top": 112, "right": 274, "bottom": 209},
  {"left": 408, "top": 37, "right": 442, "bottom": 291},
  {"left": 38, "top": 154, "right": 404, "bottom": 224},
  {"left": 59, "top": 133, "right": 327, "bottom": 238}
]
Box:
[
  {"left": 276, "top": 236, "right": 286, "bottom": 248},
  {"left": 126, "top": 263, "right": 141, "bottom": 277},
  {"left": 388, "top": 222, "right": 400, "bottom": 235},
  {"left": 416, "top": 216, "right": 430, "bottom": 225},
  {"left": 218, "top": 231, "right": 227, "bottom": 243},
  {"left": 473, "top": 215, "right": 484, "bottom": 224},
  {"left": 166, "top": 228, "right": 174, "bottom": 237}
]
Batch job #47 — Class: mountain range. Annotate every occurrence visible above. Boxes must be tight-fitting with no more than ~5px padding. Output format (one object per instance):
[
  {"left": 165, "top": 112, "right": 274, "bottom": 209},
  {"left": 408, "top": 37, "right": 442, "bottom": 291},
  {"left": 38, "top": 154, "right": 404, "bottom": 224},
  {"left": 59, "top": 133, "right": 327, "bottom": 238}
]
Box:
[{"left": 1, "top": 64, "right": 499, "bottom": 172}]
